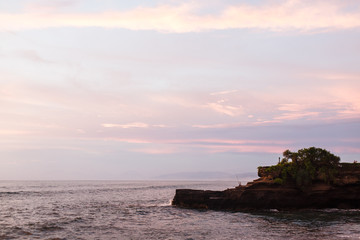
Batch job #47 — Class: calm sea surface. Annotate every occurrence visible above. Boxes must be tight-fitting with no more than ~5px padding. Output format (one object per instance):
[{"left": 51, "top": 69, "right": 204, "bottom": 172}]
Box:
[{"left": 0, "top": 180, "right": 360, "bottom": 240}]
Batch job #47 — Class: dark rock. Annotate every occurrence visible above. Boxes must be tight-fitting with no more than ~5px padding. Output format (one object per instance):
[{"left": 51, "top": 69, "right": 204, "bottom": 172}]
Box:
[{"left": 172, "top": 165, "right": 360, "bottom": 210}]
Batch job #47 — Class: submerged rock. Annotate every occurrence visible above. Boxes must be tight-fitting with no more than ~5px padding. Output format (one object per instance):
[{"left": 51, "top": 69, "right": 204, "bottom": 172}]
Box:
[{"left": 172, "top": 163, "right": 360, "bottom": 210}]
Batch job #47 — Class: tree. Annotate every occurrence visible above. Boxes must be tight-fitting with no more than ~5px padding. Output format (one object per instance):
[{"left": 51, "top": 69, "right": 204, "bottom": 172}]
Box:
[
  {"left": 283, "top": 147, "right": 340, "bottom": 169},
  {"left": 275, "top": 147, "right": 341, "bottom": 187},
  {"left": 282, "top": 149, "right": 298, "bottom": 164}
]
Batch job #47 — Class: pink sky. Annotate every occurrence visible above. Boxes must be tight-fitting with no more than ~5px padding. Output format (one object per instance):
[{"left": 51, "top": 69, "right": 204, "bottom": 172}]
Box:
[{"left": 0, "top": 0, "right": 359, "bottom": 180}]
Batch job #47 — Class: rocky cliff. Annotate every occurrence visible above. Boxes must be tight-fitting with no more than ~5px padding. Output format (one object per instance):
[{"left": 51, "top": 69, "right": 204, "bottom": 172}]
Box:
[{"left": 172, "top": 163, "right": 360, "bottom": 210}]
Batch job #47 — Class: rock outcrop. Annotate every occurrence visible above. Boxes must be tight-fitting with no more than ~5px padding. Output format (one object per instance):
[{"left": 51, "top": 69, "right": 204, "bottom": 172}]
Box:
[{"left": 172, "top": 163, "right": 360, "bottom": 210}]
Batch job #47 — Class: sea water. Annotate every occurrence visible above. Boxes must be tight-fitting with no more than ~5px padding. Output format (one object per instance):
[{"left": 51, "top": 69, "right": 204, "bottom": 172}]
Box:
[{"left": 0, "top": 180, "right": 360, "bottom": 240}]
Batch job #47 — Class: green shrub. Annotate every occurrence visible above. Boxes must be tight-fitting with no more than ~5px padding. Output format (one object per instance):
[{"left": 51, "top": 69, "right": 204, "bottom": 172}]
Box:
[
  {"left": 265, "top": 147, "right": 341, "bottom": 188},
  {"left": 274, "top": 178, "right": 284, "bottom": 185}
]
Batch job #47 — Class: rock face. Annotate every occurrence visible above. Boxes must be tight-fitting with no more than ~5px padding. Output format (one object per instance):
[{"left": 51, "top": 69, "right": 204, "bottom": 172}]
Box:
[{"left": 172, "top": 164, "right": 360, "bottom": 210}]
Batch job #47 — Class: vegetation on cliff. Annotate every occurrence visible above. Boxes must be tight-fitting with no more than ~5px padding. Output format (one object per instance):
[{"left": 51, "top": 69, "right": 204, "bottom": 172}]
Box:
[
  {"left": 174, "top": 147, "right": 360, "bottom": 210},
  {"left": 260, "top": 147, "right": 348, "bottom": 187}
]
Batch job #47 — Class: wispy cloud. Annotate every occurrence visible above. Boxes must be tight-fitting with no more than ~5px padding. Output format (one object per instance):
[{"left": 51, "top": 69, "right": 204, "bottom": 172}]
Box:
[
  {"left": 24, "top": 0, "right": 80, "bottom": 13},
  {"left": 327, "top": 86, "right": 360, "bottom": 119},
  {"left": 0, "top": 130, "right": 33, "bottom": 135},
  {"left": 332, "top": 146, "right": 360, "bottom": 154},
  {"left": 276, "top": 103, "right": 320, "bottom": 120},
  {"left": 131, "top": 147, "right": 178, "bottom": 155},
  {"left": 307, "top": 72, "right": 360, "bottom": 81},
  {"left": 210, "top": 90, "right": 238, "bottom": 96},
  {"left": 102, "top": 123, "right": 170, "bottom": 129},
  {"left": 1, "top": 1, "right": 359, "bottom": 32},
  {"left": 274, "top": 111, "right": 320, "bottom": 120},
  {"left": 192, "top": 123, "right": 241, "bottom": 129},
  {"left": 167, "top": 138, "right": 291, "bottom": 146},
  {"left": 103, "top": 138, "right": 151, "bottom": 144},
  {"left": 278, "top": 104, "right": 307, "bottom": 112},
  {"left": 15, "top": 50, "right": 53, "bottom": 64},
  {"left": 102, "top": 122, "right": 149, "bottom": 129},
  {"left": 199, "top": 145, "right": 285, "bottom": 154},
  {"left": 100, "top": 136, "right": 291, "bottom": 154},
  {"left": 206, "top": 102, "right": 243, "bottom": 116}
]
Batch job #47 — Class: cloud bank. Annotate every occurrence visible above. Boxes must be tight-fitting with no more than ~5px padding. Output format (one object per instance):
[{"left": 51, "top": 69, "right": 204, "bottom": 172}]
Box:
[{"left": 1, "top": 0, "right": 360, "bottom": 32}]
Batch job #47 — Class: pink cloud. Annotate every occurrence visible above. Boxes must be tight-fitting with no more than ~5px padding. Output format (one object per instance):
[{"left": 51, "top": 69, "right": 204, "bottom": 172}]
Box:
[
  {"left": 326, "top": 86, "right": 360, "bottom": 119},
  {"left": 131, "top": 147, "right": 178, "bottom": 155},
  {"left": 0, "top": 130, "right": 33, "bottom": 135},
  {"left": 166, "top": 138, "right": 291, "bottom": 145},
  {"left": 210, "top": 90, "right": 238, "bottom": 96},
  {"left": 1, "top": 1, "right": 359, "bottom": 32},
  {"left": 100, "top": 137, "right": 291, "bottom": 154},
  {"left": 206, "top": 102, "right": 243, "bottom": 116},
  {"left": 152, "top": 124, "right": 170, "bottom": 128},
  {"left": 274, "top": 98, "right": 360, "bottom": 121},
  {"left": 197, "top": 144, "right": 285, "bottom": 154},
  {"left": 332, "top": 147, "right": 360, "bottom": 154},
  {"left": 15, "top": 50, "right": 53, "bottom": 63},
  {"left": 278, "top": 104, "right": 307, "bottom": 112},
  {"left": 274, "top": 111, "right": 320, "bottom": 120},
  {"left": 340, "top": 138, "right": 360, "bottom": 143},
  {"left": 103, "top": 138, "right": 151, "bottom": 144},
  {"left": 192, "top": 119, "right": 284, "bottom": 128},
  {"left": 252, "top": 120, "right": 282, "bottom": 125},
  {"left": 78, "top": 134, "right": 292, "bottom": 154},
  {"left": 307, "top": 72, "right": 360, "bottom": 81},
  {"left": 102, "top": 123, "right": 170, "bottom": 129},
  {"left": 167, "top": 138, "right": 290, "bottom": 154},
  {"left": 102, "top": 122, "right": 149, "bottom": 129},
  {"left": 92, "top": 136, "right": 291, "bottom": 147},
  {"left": 192, "top": 123, "right": 241, "bottom": 129},
  {"left": 24, "top": 0, "right": 79, "bottom": 13}
]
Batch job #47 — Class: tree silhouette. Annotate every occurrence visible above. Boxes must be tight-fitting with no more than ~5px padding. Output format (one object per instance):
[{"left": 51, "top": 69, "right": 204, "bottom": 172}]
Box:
[{"left": 267, "top": 147, "right": 341, "bottom": 188}]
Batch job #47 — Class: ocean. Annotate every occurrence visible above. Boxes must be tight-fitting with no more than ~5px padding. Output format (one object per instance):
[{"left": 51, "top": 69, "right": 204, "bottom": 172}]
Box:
[{"left": 0, "top": 180, "right": 360, "bottom": 240}]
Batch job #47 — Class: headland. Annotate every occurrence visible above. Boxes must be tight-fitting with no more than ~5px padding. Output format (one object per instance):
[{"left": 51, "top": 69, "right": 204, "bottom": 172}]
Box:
[{"left": 172, "top": 147, "right": 360, "bottom": 210}]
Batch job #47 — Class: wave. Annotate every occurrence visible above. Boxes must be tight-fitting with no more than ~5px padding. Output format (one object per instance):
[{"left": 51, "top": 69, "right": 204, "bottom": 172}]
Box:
[
  {"left": 0, "top": 191, "right": 43, "bottom": 196},
  {"left": 0, "top": 191, "right": 21, "bottom": 195}
]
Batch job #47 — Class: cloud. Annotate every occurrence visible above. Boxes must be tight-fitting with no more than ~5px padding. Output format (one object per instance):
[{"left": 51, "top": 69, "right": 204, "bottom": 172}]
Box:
[
  {"left": 84, "top": 134, "right": 292, "bottom": 154},
  {"left": 199, "top": 145, "right": 285, "bottom": 154},
  {"left": 210, "top": 90, "right": 238, "bottom": 96},
  {"left": 327, "top": 86, "right": 360, "bottom": 119},
  {"left": 278, "top": 104, "right": 307, "bottom": 112},
  {"left": 131, "top": 147, "right": 178, "bottom": 155},
  {"left": 102, "top": 122, "right": 149, "bottom": 129},
  {"left": 24, "top": 0, "right": 80, "bottom": 13},
  {"left": 110, "top": 137, "right": 291, "bottom": 154},
  {"left": 104, "top": 138, "right": 151, "bottom": 144},
  {"left": 192, "top": 123, "right": 241, "bottom": 129},
  {"left": 252, "top": 120, "right": 282, "bottom": 126},
  {"left": 15, "top": 50, "right": 53, "bottom": 64},
  {"left": 274, "top": 111, "right": 320, "bottom": 120},
  {"left": 206, "top": 102, "right": 243, "bottom": 116},
  {"left": 307, "top": 72, "right": 360, "bottom": 81},
  {"left": 173, "top": 138, "right": 290, "bottom": 154},
  {"left": 340, "top": 138, "right": 360, "bottom": 143},
  {"left": 167, "top": 138, "right": 291, "bottom": 145},
  {"left": 1, "top": 1, "right": 360, "bottom": 32},
  {"left": 0, "top": 130, "right": 33, "bottom": 135},
  {"left": 101, "top": 123, "right": 170, "bottom": 129},
  {"left": 332, "top": 147, "right": 360, "bottom": 154},
  {"left": 275, "top": 99, "right": 360, "bottom": 121}
]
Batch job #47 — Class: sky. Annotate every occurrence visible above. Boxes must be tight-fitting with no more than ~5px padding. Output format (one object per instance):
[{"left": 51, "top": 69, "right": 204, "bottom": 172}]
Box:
[{"left": 0, "top": 0, "right": 360, "bottom": 180}]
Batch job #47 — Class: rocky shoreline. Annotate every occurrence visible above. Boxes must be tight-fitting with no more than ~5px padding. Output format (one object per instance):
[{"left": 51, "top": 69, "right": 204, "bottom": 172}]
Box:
[{"left": 172, "top": 162, "right": 360, "bottom": 210}]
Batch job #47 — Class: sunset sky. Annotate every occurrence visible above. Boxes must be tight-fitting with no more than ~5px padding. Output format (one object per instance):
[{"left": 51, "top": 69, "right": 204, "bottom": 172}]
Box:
[{"left": 1, "top": 0, "right": 359, "bottom": 180}]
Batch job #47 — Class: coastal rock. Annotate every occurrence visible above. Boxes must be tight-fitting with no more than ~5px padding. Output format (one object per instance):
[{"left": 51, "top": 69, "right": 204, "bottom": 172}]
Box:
[{"left": 172, "top": 163, "right": 360, "bottom": 210}]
